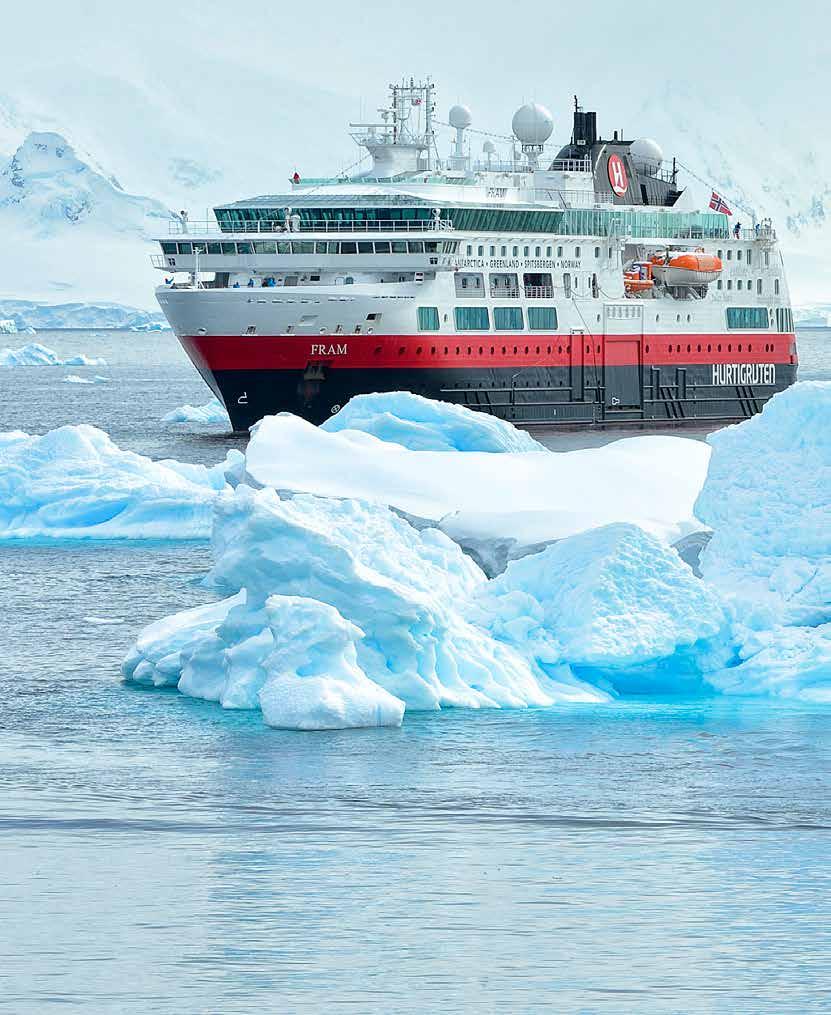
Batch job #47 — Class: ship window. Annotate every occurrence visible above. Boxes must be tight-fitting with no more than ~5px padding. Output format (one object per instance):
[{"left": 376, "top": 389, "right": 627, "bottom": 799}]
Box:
[
  {"left": 726, "top": 307, "right": 769, "bottom": 329},
  {"left": 366, "top": 312, "right": 380, "bottom": 321},
  {"left": 737, "top": 249, "right": 743, "bottom": 261},
  {"left": 747, "top": 249, "right": 752, "bottom": 266},
  {"left": 501, "top": 246, "right": 507, "bottom": 256},
  {"left": 344, "top": 276, "right": 354, "bottom": 285},
  {"left": 221, "top": 243, "right": 236, "bottom": 255},
  {"left": 291, "top": 241, "right": 313, "bottom": 253},
  {"left": 774, "top": 278, "right": 780, "bottom": 295},
  {"left": 374, "top": 241, "right": 391, "bottom": 254},
  {"left": 512, "top": 246, "right": 519, "bottom": 256},
  {"left": 546, "top": 246, "right": 552, "bottom": 257},
  {"left": 594, "top": 246, "right": 600, "bottom": 258},
  {"left": 340, "top": 242, "right": 357, "bottom": 254},
  {"left": 235, "top": 242, "right": 253, "bottom": 255},
  {"left": 562, "top": 274, "right": 571, "bottom": 298},
  {"left": 757, "top": 279, "right": 763, "bottom": 294},
  {"left": 717, "top": 250, "right": 723, "bottom": 260},
  {"left": 391, "top": 241, "right": 407, "bottom": 253},
  {"left": 727, "top": 250, "right": 733, "bottom": 260},
  {"left": 455, "top": 307, "right": 490, "bottom": 330},
  {"left": 424, "top": 241, "right": 438, "bottom": 253},
  {"left": 489, "top": 245, "right": 496, "bottom": 256},
  {"left": 765, "top": 252, "right": 770, "bottom": 267},
  {"left": 528, "top": 307, "right": 557, "bottom": 330},
  {"left": 177, "top": 242, "right": 193, "bottom": 254},
  {"left": 523, "top": 246, "right": 529, "bottom": 257},
  {"left": 408, "top": 241, "right": 424, "bottom": 254},
  {"left": 417, "top": 307, "right": 440, "bottom": 331},
  {"left": 254, "top": 241, "right": 276, "bottom": 254},
  {"left": 478, "top": 246, "right": 484, "bottom": 256},
  {"left": 557, "top": 246, "right": 563, "bottom": 257},
  {"left": 277, "top": 241, "right": 291, "bottom": 254},
  {"left": 315, "top": 241, "right": 328, "bottom": 254},
  {"left": 727, "top": 280, "right": 733, "bottom": 290},
  {"left": 161, "top": 242, "right": 177, "bottom": 255},
  {"left": 207, "top": 242, "right": 222, "bottom": 255},
  {"left": 535, "top": 246, "right": 542, "bottom": 257},
  {"left": 737, "top": 280, "right": 743, "bottom": 290},
  {"left": 358, "top": 241, "right": 374, "bottom": 253},
  {"left": 717, "top": 280, "right": 723, "bottom": 290},
  {"left": 466, "top": 245, "right": 472, "bottom": 255},
  {"left": 575, "top": 246, "right": 581, "bottom": 258},
  {"left": 493, "top": 307, "right": 523, "bottom": 330}
]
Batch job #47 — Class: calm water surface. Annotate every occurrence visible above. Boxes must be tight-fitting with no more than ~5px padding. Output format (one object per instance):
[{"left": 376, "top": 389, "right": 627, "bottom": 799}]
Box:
[{"left": 0, "top": 329, "right": 829, "bottom": 1013}]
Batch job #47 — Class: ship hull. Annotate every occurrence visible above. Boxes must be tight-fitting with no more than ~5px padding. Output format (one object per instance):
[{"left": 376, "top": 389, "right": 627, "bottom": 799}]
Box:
[{"left": 179, "top": 333, "right": 797, "bottom": 431}]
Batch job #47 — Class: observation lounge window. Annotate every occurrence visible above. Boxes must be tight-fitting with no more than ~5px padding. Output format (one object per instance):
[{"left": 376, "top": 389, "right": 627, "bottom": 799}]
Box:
[
  {"left": 221, "top": 243, "right": 236, "bottom": 255},
  {"left": 528, "top": 307, "right": 557, "bottom": 330},
  {"left": 493, "top": 307, "right": 523, "bottom": 330},
  {"left": 236, "top": 242, "right": 253, "bottom": 255},
  {"left": 374, "top": 241, "right": 391, "bottom": 254},
  {"left": 254, "top": 241, "right": 277, "bottom": 254},
  {"left": 358, "top": 241, "right": 374, "bottom": 253},
  {"left": 424, "top": 241, "right": 438, "bottom": 253},
  {"left": 455, "top": 307, "right": 490, "bottom": 330},
  {"left": 294, "top": 241, "right": 314, "bottom": 254},
  {"left": 340, "top": 242, "right": 357, "bottom": 254},
  {"left": 207, "top": 242, "right": 222, "bottom": 255},
  {"left": 391, "top": 241, "right": 407, "bottom": 253},
  {"left": 417, "top": 307, "right": 440, "bottom": 331},
  {"left": 408, "top": 241, "right": 424, "bottom": 253},
  {"left": 277, "top": 241, "right": 291, "bottom": 254},
  {"left": 726, "top": 307, "right": 769, "bottom": 329}
]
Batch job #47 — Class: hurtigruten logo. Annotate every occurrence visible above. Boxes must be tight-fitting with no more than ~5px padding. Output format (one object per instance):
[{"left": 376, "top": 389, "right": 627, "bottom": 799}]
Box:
[{"left": 712, "top": 363, "right": 776, "bottom": 385}]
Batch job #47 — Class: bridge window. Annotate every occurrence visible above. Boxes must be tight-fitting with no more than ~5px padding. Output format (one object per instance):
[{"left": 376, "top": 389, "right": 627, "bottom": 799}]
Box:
[
  {"left": 254, "top": 241, "right": 276, "bottom": 254},
  {"left": 177, "top": 242, "right": 193, "bottom": 254},
  {"left": 493, "top": 307, "right": 524, "bottom": 330},
  {"left": 161, "top": 242, "right": 177, "bottom": 255},
  {"left": 221, "top": 243, "right": 236, "bottom": 255},
  {"left": 417, "top": 307, "right": 440, "bottom": 331},
  {"left": 455, "top": 307, "right": 490, "bottom": 330},
  {"left": 726, "top": 307, "right": 769, "bottom": 329},
  {"left": 408, "top": 241, "right": 424, "bottom": 253},
  {"left": 374, "top": 241, "right": 391, "bottom": 254},
  {"left": 277, "top": 241, "right": 291, "bottom": 254},
  {"left": 528, "top": 307, "right": 558, "bottom": 330}
]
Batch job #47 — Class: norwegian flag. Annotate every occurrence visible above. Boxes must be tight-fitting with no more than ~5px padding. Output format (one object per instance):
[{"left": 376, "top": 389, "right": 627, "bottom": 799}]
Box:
[{"left": 709, "top": 190, "right": 732, "bottom": 215}]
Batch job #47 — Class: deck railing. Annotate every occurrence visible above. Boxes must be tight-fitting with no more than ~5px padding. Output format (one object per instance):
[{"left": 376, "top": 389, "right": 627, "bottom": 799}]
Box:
[{"left": 169, "top": 218, "right": 455, "bottom": 236}]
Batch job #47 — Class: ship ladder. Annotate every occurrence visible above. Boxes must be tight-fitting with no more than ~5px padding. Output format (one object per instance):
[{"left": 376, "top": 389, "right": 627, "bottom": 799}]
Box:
[
  {"left": 737, "top": 383, "right": 761, "bottom": 418},
  {"left": 658, "top": 383, "right": 685, "bottom": 420}
]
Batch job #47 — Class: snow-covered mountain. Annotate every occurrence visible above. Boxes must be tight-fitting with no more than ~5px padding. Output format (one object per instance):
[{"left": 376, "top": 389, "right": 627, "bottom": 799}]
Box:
[{"left": 0, "top": 132, "right": 174, "bottom": 307}]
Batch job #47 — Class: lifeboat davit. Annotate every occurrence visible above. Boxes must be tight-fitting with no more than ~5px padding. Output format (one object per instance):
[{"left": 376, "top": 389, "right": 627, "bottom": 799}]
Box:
[{"left": 652, "top": 253, "right": 722, "bottom": 286}]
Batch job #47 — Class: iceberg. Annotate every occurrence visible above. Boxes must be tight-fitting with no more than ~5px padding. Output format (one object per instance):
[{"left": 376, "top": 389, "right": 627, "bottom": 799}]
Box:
[
  {"left": 0, "top": 342, "right": 106, "bottom": 367},
  {"left": 0, "top": 425, "right": 240, "bottom": 540},
  {"left": 162, "top": 397, "right": 230, "bottom": 426},
  {"left": 472, "top": 523, "right": 728, "bottom": 695},
  {"left": 124, "top": 485, "right": 608, "bottom": 730},
  {"left": 0, "top": 300, "right": 167, "bottom": 332},
  {"left": 246, "top": 414, "right": 710, "bottom": 558},
  {"left": 0, "top": 319, "right": 17, "bottom": 334},
  {"left": 322, "top": 391, "right": 546, "bottom": 452},
  {"left": 695, "top": 382, "right": 831, "bottom": 626}
]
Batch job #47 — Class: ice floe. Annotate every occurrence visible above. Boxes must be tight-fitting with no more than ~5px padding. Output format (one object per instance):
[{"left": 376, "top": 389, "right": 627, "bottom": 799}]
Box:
[
  {"left": 0, "top": 425, "right": 241, "bottom": 540},
  {"left": 162, "top": 397, "right": 230, "bottom": 426},
  {"left": 322, "top": 391, "right": 546, "bottom": 452},
  {"left": 0, "top": 342, "right": 106, "bottom": 367},
  {"left": 246, "top": 413, "right": 710, "bottom": 554},
  {"left": 63, "top": 374, "right": 109, "bottom": 384},
  {"left": 123, "top": 485, "right": 609, "bottom": 730},
  {"left": 695, "top": 382, "right": 831, "bottom": 627}
]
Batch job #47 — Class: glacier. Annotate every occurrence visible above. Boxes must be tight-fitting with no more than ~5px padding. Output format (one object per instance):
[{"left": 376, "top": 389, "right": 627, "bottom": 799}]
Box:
[
  {"left": 321, "top": 391, "right": 546, "bottom": 453},
  {"left": 695, "top": 382, "right": 831, "bottom": 627},
  {"left": 246, "top": 413, "right": 710, "bottom": 554},
  {"left": 0, "top": 342, "right": 106, "bottom": 367},
  {"left": 163, "top": 398, "right": 230, "bottom": 426},
  {"left": 0, "top": 300, "right": 168, "bottom": 331},
  {"left": 0, "top": 425, "right": 241, "bottom": 540}
]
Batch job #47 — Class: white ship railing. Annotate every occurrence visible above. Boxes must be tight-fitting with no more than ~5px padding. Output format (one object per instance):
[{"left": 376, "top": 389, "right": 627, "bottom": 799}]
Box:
[{"left": 169, "top": 218, "right": 455, "bottom": 236}]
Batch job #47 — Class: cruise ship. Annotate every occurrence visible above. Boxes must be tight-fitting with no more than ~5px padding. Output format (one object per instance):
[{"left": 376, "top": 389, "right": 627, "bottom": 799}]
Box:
[{"left": 153, "top": 78, "right": 797, "bottom": 432}]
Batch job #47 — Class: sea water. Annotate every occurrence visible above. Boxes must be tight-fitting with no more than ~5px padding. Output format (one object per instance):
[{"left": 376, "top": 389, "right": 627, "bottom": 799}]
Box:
[{"left": 1, "top": 330, "right": 830, "bottom": 1013}]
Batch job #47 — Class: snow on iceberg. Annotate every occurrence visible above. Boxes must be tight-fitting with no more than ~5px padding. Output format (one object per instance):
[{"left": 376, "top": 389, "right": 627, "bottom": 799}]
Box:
[
  {"left": 0, "top": 319, "right": 17, "bottom": 334},
  {"left": 162, "top": 397, "right": 230, "bottom": 426},
  {"left": 124, "top": 485, "right": 608, "bottom": 730},
  {"left": 246, "top": 414, "right": 710, "bottom": 559},
  {"left": 0, "top": 342, "right": 106, "bottom": 367},
  {"left": 695, "top": 382, "right": 831, "bottom": 626},
  {"left": 0, "top": 425, "right": 241, "bottom": 540},
  {"left": 322, "top": 392, "right": 546, "bottom": 453},
  {"left": 472, "top": 523, "right": 728, "bottom": 695}
]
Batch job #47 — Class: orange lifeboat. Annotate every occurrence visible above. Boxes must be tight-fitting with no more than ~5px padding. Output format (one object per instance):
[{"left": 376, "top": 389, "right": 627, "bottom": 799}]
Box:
[{"left": 652, "top": 253, "right": 722, "bottom": 285}]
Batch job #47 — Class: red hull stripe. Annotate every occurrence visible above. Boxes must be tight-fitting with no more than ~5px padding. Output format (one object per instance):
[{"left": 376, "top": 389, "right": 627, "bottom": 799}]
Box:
[{"left": 181, "top": 333, "right": 797, "bottom": 372}]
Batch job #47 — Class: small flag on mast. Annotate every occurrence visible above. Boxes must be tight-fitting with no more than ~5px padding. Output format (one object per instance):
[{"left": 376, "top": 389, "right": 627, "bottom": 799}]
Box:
[{"left": 709, "top": 191, "right": 732, "bottom": 215}]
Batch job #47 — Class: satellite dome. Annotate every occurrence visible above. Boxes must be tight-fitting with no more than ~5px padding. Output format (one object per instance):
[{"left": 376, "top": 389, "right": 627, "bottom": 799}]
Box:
[
  {"left": 449, "top": 104, "right": 473, "bottom": 130},
  {"left": 482, "top": 139, "right": 496, "bottom": 154},
  {"left": 512, "top": 103, "right": 554, "bottom": 146},
  {"left": 630, "top": 138, "right": 664, "bottom": 173}
]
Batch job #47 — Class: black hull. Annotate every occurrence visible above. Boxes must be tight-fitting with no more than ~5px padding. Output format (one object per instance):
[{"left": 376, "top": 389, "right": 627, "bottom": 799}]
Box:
[{"left": 203, "top": 362, "right": 798, "bottom": 432}]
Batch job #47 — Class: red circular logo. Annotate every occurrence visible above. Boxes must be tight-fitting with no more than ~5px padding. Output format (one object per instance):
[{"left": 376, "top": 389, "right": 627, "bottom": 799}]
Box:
[{"left": 608, "top": 154, "right": 628, "bottom": 197}]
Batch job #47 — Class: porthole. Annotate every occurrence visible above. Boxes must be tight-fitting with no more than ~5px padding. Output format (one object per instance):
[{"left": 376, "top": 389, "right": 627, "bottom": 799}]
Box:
[
  {"left": 697, "top": 344, "right": 702, "bottom": 353},
  {"left": 707, "top": 344, "right": 712, "bottom": 353},
  {"left": 646, "top": 344, "right": 650, "bottom": 353},
  {"left": 717, "top": 344, "right": 722, "bottom": 352},
  {"left": 728, "top": 344, "right": 732, "bottom": 352},
  {"left": 687, "top": 344, "right": 691, "bottom": 353},
  {"left": 502, "top": 346, "right": 506, "bottom": 354},
  {"left": 467, "top": 347, "right": 472, "bottom": 355},
  {"left": 558, "top": 345, "right": 562, "bottom": 354},
  {"left": 455, "top": 346, "right": 460, "bottom": 354},
  {"left": 525, "top": 346, "right": 529, "bottom": 354},
  {"left": 479, "top": 346, "right": 483, "bottom": 355},
  {"left": 417, "top": 346, "right": 422, "bottom": 355},
  {"left": 676, "top": 314, "right": 681, "bottom": 323}
]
